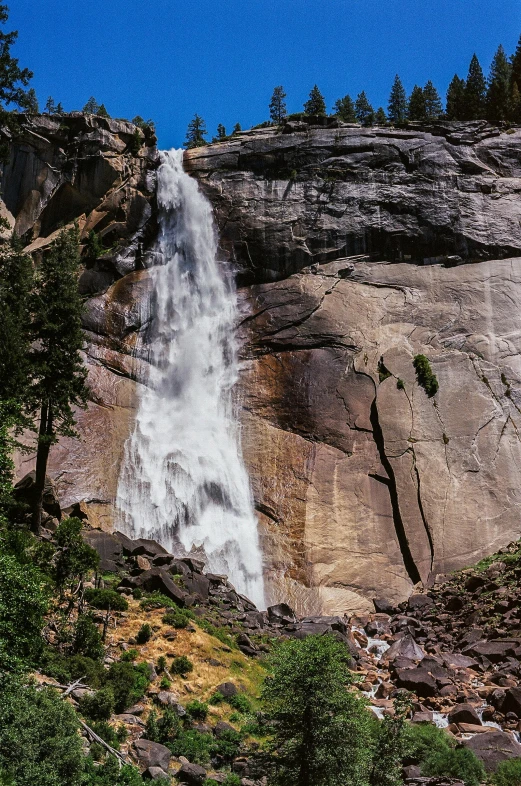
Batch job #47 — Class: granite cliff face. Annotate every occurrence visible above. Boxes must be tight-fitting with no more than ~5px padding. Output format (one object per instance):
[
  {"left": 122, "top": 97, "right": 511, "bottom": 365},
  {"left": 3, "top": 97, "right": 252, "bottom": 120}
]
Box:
[{"left": 6, "top": 117, "right": 521, "bottom": 613}]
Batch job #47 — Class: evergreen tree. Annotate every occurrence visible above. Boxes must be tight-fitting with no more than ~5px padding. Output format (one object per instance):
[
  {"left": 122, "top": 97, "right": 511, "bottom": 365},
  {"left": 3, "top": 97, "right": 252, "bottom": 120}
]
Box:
[
  {"left": 333, "top": 94, "right": 356, "bottom": 122},
  {"left": 387, "top": 75, "right": 408, "bottom": 124},
  {"left": 464, "top": 54, "right": 486, "bottom": 120},
  {"left": 269, "top": 85, "right": 287, "bottom": 124},
  {"left": 423, "top": 80, "right": 443, "bottom": 120},
  {"left": 0, "top": 240, "right": 33, "bottom": 406},
  {"left": 408, "top": 86, "right": 426, "bottom": 121},
  {"left": 511, "top": 33, "right": 521, "bottom": 95},
  {"left": 511, "top": 82, "right": 521, "bottom": 123},
  {"left": 303, "top": 85, "right": 326, "bottom": 116},
  {"left": 374, "top": 107, "right": 388, "bottom": 125},
  {"left": 262, "top": 635, "right": 373, "bottom": 786},
  {"left": 0, "top": 6, "right": 32, "bottom": 126},
  {"left": 232, "top": 122, "right": 242, "bottom": 134},
  {"left": 55, "top": 102, "right": 64, "bottom": 115},
  {"left": 486, "top": 45, "right": 512, "bottom": 123},
  {"left": 183, "top": 113, "right": 207, "bottom": 148},
  {"left": 25, "top": 87, "right": 38, "bottom": 113},
  {"left": 27, "top": 228, "right": 88, "bottom": 531},
  {"left": 217, "top": 123, "right": 227, "bottom": 139},
  {"left": 355, "top": 91, "right": 374, "bottom": 126},
  {"left": 82, "top": 96, "right": 99, "bottom": 114},
  {"left": 44, "top": 96, "right": 56, "bottom": 114},
  {"left": 370, "top": 693, "right": 412, "bottom": 786},
  {"left": 446, "top": 75, "right": 466, "bottom": 120},
  {"left": 96, "top": 103, "right": 110, "bottom": 118}
]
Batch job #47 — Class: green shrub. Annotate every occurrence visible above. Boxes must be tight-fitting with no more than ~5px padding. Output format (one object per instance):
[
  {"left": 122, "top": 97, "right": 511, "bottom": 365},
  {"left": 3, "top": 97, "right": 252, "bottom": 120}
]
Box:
[
  {"left": 132, "top": 588, "right": 143, "bottom": 600},
  {"left": 160, "top": 676, "right": 171, "bottom": 690},
  {"left": 196, "top": 618, "right": 236, "bottom": 648},
  {"left": 84, "top": 588, "right": 128, "bottom": 611},
  {"left": 53, "top": 518, "right": 99, "bottom": 591},
  {"left": 157, "top": 655, "right": 167, "bottom": 672},
  {"left": 213, "top": 728, "right": 243, "bottom": 763},
  {"left": 162, "top": 608, "right": 189, "bottom": 628},
  {"left": 79, "top": 687, "right": 115, "bottom": 721},
  {"left": 136, "top": 623, "right": 152, "bottom": 644},
  {"left": 397, "top": 378, "right": 405, "bottom": 390},
  {"left": 208, "top": 691, "right": 224, "bottom": 705},
  {"left": 413, "top": 354, "right": 439, "bottom": 397},
  {"left": 140, "top": 592, "right": 176, "bottom": 610},
  {"left": 82, "top": 755, "right": 158, "bottom": 785},
  {"left": 228, "top": 693, "right": 252, "bottom": 713},
  {"left": 90, "top": 720, "right": 121, "bottom": 750},
  {"left": 72, "top": 614, "right": 104, "bottom": 661},
  {"left": 406, "top": 722, "right": 453, "bottom": 763},
  {"left": 378, "top": 358, "right": 392, "bottom": 382},
  {"left": 167, "top": 729, "right": 213, "bottom": 765},
  {"left": 493, "top": 758, "right": 521, "bottom": 786},
  {"left": 146, "top": 707, "right": 181, "bottom": 744},
  {"left": 186, "top": 699, "right": 208, "bottom": 720},
  {"left": 105, "top": 661, "right": 150, "bottom": 712},
  {"left": 120, "top": 648, "right": 138, "bottom": 662},
  {"left": 171, "top": 655, "right": 193, "bottom": 677},
  {"left": 422, "top": 746, "right": 485, "bottom": 786}
]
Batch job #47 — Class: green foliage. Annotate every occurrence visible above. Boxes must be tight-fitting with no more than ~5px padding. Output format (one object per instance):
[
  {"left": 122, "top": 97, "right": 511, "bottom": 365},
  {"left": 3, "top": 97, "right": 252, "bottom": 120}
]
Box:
[
  {"left": 25, "top": 87, "right": 38, "bottom": 112},
  {"left": 54, "top": 518, "right": 99, "bottom": 591},
  {"left": 171, "top": 654, "right": 193, "bottom": 677},
  {"left": 162, "top": 607, "right": 190, "bottom": 627},
  {"left": 486, "top": 44, "right": 512, "bottom": 123},
  {"left": 261, "top": 634, "right": 373, "bottom": 786},
  {"left": 423, "top": 80, "right": 443, "bottom": 120},
  {"left": 446, "top": 74, "right": 466, "bottom": 120},
  {"left": 129, "top": 128, "right": 142, "bottom": 155},
  {"left": 141, "top": 591, "right": 180, "bottom": 610},
  {"left": 464, "top": 54, "right": 486, "bottom": 120},
  {"left": 269, "top": 86, "right": 287, "bottom": 124},
  {"left": 78, "top": 688, "right": 115, "bottom": 722},
  {"left": 196, "top": 617, "right": 236, "bottom": 648},
  {"left": 355, "top": 91, "right": 374, "bottom": 126},
  {"left": 135, "top": 623, "right": 152, "bottom": 644},
  {"left": 96, "top": 103, "right": 110, "bottom": 118},
  {"left": 0, "top": 552, "right": 48, "bottom": 671},
  {"left": 370, "top": 693, "right": 412, "bottom": 786},
  {"left": 167, "top": 729, "right": 214, "bottom": 766},
  {"left": 334, "top": 94, "right": 356, "bottom": 122},
  {"left": 413, "top": 354, "right": 439, "bottom": 397},
  {"left": 84, "top": 230, "right": 104, "bottom": 261},
  {"left": 157, "top": 655, "right": 167, "bottom": 672},
  {"left": 83, "top": 96, "right": 99, "bottom": 114},
  {"left": 120, "top": 648, "right": 138, "bottom": 662},
  {"left": 209, "top": 691, "right": 225, "bottom": 705},
  {"left": 160, "top": 675, "right": 171, "bottom": 689},
  {"left": 378, "top": 358, "right": 392, "bottom": 383},
  {"left": 303, "top": 85, "right": 326, "bottom": 116},
  {"left": 374, "top": 107, "right": 387, "bottom": 125},
  {"left": 106, "top": 660, "right": 150, "bottom": 712},
  {"left": 493, "top": 758, "right": 521, "bottom": 786},
  {"left": 0, "top": 674, "right": 83, "bottom": 786},
  {"left": 145, "top": 706, "right": 181, "bottom": 745},
  {"left": 72, "top": 614, "right": 104, "bottom": 661},
  {"left": 186, "top": 699, "right": 209, "bottom": 720},
  {"left": 397, "top": 378, "right": 405, "bottom": 390},
  {"left": 0, "top": 241, "right": 33, "bottom": 407},
  {"left": 229, "top": 693, "right": 252, "bottom": 713},
  {"left": 408, "top": 86, "right": 426, "bottom": 121},
  {"left": 422, "top": 746, "right": 485, "bottom": 786},
  {"left": 0, "top": 6, "right": 34, "bottom": 158},
  {"left": 82, "top": 756, "right": 155, "bottom": 786},
  {"left": 388, "top": 75, "right": 408, "bottom": 124},
  {"left": 184, "top": 113, "right": 207, "bottom": 148},
  {"left": 84, "top": 588, "right": 128, "bottom": 611}
]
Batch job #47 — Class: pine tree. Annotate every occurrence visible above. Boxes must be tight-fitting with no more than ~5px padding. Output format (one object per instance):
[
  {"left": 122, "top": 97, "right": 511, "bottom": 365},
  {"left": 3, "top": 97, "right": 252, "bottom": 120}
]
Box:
[
  {"left": 184, "top": 113, "right": 207, "bottom": 148},
  {"left": 486, "top": 45, "right": 512, "bottom": 123},
  {"left": 0, "top": 240, "right": 33, "bottom": 406},
  {"left": 511, "top": 33, "right": 521, "bottom": 94},
  {"left": 355, "top": 91, "right": 374, "bottom": 126},
  {"left": 27, "top": 227, "right": 88, "bottom": 531},
  {"left": 303, "top": 85, "right": 326, "bottom": 116},
  {"left": 0, "top": 6, "right": 32, "bottom": 123},
  {"left": 232, "top": 122, "right": 241, "bottom": 135},
  {"left": 96, "top": 103, "right": 110, "bottom": 118},
  {"left": 44, "top": 96, "right": 56, "bottom": 114},
  {"left": 55, "top": 102, "right": 64, "bottom": 115},
  {"left": 217, "top": 123, "right": 227, "bottom": 139},
  {"left": 333, "top": 94, "right": 356, "bottom": 122},
  {"left": 408, "top": 86, "right": 426, "bottom": 121},
  {"left": 82, "top": 96, "right": 99, "bottom": 114},
  {"left": 464, "top": 54, "right": 486, "bottom": 120},
  {"left": 446, "top": 75, "right": 466, "bottom": 120},
  {"left": 374, "top": 107, "right": 388, "bottom": 125},
  {"left": 24, "top": 87, "right": 38, "bottom": 113},
  {"left": 423, "top": 80, "right": 443, "bottom": 120},
  {"left": 269, "top": 86, "right": 287, "bottom": 124},
  {"left": 511, "top": 82, "right": 521, "bottom": 123},
  {"left": 388, "top": 75, "right": 408, "bottom": 124}
]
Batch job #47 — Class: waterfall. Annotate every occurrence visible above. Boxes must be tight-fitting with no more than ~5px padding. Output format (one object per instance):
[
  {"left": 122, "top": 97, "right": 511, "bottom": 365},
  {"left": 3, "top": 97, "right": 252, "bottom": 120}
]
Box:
[{"left": 115, "top": 149, "right": 265, "bottom": 609}]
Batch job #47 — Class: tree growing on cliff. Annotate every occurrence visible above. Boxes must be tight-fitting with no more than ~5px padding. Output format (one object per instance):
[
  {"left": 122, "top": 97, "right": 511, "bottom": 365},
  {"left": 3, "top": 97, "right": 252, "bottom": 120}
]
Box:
[
  {"left": 44, "top": 96, "right": 56, "bottom": 114},
  {"left": 303, "top": 85, "right": 326, "bottom": 116},
  {"left": 374, "top": 107, "right": 388, "bottom": 125},
  {"left": 387, "top": 75, "right": 408, "bottom": 125},
  {"left": 355, "top": 91, "right": 374, "bottom": 127},
  {"left": 96, "top": 103, "right": 110, "bottom": 118},
  {"left": 25, "top": 87, "right": 38, "bottom": 113},
  {"left": 463, "top": 54, "right": 486, "bottom": 120},
  {"left": 333, "top": 94, "right": 356, "bottom": 123},
  {"left": 184, "top": 114, "right": 208, "bottom": 148},
  {"left": 423, "top": 81, "right": 443, "bottom": 120},
  {"left": 27, "top": 227, "right": 88, "bottom": 531},
  {"left": 408, "top": 86, "right": 426, "bottom": 121},
  {"left": 511, "top": 33, "right": 521, "bottom": 98},
  {"left": 0, "top": 4, "right": 33, "bottom": 157},
  {"left": 486, "top": 45, "right": 512, "bottom": 123},
  {"left": 82, "top": 96, "right": 99, "bottom": 114},
  {"left": 262, "top": 635, "right": 372, "bottom": 786},
  {"left": 446, "top": 75, "right": 466, "bottom": 120},
  {"left": 269, "top": 86, "right": 287, "bottom": 124}
]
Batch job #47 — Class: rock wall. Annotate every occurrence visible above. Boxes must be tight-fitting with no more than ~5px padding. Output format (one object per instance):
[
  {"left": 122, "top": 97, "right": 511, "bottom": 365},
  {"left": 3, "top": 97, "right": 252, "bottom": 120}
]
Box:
[{"left": 5, "top": 116, "right": 521, "bottom": 612}]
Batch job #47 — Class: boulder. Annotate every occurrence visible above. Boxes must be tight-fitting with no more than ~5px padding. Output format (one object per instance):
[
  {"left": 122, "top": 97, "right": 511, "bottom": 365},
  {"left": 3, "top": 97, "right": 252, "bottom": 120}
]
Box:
[
  {"left": 120, "top": 568, "right": 188, "bottom": 606},
  {"left": 395, "top": 667, "right": 438, "bottom": 697},
  {"left": 177, "top": 762, "right": 207, "bottom": 785},
  {"left": 267, "top": 603, "right": 296, "bottom": 625},
  {"left": 464, "top": 730, "right": 521, "bottom": 772},
  {"left": 374, "top": 598, "right": 399, "bottom": 615},
  {"left": 448, "top": 704, "right": 481, "bottom": 725},
  {"left": 143, "top": 767, "right": 170, "bottom": 780},
  {"left": 183, "top": 572, "right": 210, "bottom": 600},
  {"left": 82, "top": 530, "right": 123, "bottom": 572},
  {"left": 385, "top": 635, "right": 424, "bottom": 663},
  {"left": 407, "top": 595, "right": 434, "bottom": 611},
  {"left": 462, "top": 640, "right": 520, "bottom": 663},
  {"left": 216, "top": 682, "right": 238, "bottom": 698},
  {"left": 213, "top": 721, "right": 236, "bottom": 737},
  {"left": 501, "top": 687, "right": 521, "bottom": 718},
  {"left": 13, "top": 471, "right": 61, "bottom": 518},
  {"left": 133, "top": 739, "right": 171, "bottom": 771}
]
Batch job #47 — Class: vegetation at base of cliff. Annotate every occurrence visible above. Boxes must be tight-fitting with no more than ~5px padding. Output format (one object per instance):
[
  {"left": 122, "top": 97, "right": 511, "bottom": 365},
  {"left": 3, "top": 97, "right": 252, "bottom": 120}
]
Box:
[{"left": 413, "top": 354, "right": 439, "bottom": 397}]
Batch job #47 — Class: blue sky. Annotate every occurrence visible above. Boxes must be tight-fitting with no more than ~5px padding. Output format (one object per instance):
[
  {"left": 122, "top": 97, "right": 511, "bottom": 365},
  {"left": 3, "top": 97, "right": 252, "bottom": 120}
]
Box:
[{"left": 10, "top": 0, "right": 521, "bottom": 149}]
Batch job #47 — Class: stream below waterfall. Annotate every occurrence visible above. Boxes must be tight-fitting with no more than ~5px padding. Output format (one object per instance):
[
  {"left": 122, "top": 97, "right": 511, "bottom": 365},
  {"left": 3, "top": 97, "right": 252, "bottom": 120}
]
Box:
[{"left": 115, "top": 149, "right": 265, "bottom": 608}]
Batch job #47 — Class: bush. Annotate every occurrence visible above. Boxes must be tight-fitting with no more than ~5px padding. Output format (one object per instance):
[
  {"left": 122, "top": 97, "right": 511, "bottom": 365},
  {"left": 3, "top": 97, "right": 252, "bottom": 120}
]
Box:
[
  {"left": 422, "top": 746, "right": 485, "bottom": 786},
  {"left": 0, "top": 674, "right": 84, "bottom": 786},
  {"left": 167, "top": 729, "right": 213, "bottom": 766},
  {"left": 493, "top": 758, "right": 521, "bottom": 786},
  {"left": 406, "top": 722, "right": 455, "bottom": 764},
  {"left": 53, "top": 518, "right": 99, "bottom": 591},
  {"left": 135, "top": 623, "right": 152, "bottom": 644},
  {"left": 82, "top": 755, "right": 155, "bottom": 785},
  {"left": 171, "top": 655, "right": 193, "bottom": 677},
  {"left": 145, "top": 707, "right": 181, "bottom": 744},
  {"left": 38, "top": 649, "right": 105, "bottom": 688},
  {"left": 162, "top": 608, "right": 189, "bottom": 628},
  {"left": 72, "top": 614, "right": 104, "bottom": 661},
  {"left": 79, "top": 687, "right": 115, "bottom": 721},
  {"left": 84, "top": 588, "right": 128, "bottom": 611},
  {"left": 160, "top": 676, "right": 171, "bottom": 690},
  {"left": 186, "top": 699, "right": 208, "bottom": 720},
  {"left": 140, "top": 592, "right": 176, "bottom": 610},
  {"left": 106, "top": 661, "right": 150, "bottom": 712},
  {"left": 413, "top": 354, "right": 439, "bottom": 397},
  {"left": 157, "top": 655, "right": 167, "bottom": 672},
  {"left": 213, "top": 728, "right": 243, "bottom": 763},
  {"left": 90, "top": 720, "right": 121, "bottom": 750},
  {"left": 209, "top": 691, "right": 224, "bottom": 705},
  {"left": 228, "top": 693, "right": 252, "bottom": 714},
  {"left": 120, "top": 648, "right": 138, "bottom": 662}
]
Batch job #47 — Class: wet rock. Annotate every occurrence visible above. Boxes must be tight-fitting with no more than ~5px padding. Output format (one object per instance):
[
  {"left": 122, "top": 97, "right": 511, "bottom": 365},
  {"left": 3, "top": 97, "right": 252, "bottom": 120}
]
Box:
[
  {"left": 385, "top": 635, "right": 425, "bottom": 663},
  {"left": 374, "top": 598, "right": 399, "bottom": 615},
  {"left": 81, "top": 529, "right": 123, "bottom": 572}
]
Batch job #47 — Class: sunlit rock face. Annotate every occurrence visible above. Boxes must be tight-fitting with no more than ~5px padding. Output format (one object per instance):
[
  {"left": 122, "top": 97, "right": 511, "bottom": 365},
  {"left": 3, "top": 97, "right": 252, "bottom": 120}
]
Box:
[{"left": 6, "top": 118, "right": 521, "bottom": 612}]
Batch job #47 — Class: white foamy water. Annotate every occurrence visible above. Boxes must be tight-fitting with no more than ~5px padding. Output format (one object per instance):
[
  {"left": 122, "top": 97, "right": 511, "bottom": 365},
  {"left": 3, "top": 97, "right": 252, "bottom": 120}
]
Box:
[{"left": 116, "top": 149, "right": 265, "bottom": 608}]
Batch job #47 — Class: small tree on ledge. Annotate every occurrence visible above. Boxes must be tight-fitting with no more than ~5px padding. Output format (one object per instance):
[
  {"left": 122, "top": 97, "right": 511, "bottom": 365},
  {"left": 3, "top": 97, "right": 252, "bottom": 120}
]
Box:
[
  {"left": 184, "top": 113, "right": 208, "bottom": 148},
  {"left": 269, "top": 85, "right": 287, "bottom": 124},
  {"left": 303, "top": 85, "right": 326, "bottom": 116}
]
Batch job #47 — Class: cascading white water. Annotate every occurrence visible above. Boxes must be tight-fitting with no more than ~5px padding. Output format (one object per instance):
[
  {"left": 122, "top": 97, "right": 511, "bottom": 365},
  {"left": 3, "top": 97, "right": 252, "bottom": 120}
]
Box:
[{"left": 116, "top": 149, "right": 265, "bottom": 609}]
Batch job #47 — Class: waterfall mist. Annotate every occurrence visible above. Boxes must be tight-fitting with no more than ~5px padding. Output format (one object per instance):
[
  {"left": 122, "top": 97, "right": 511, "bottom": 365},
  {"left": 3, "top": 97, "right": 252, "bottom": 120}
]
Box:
[{"left": 116, "top": 149, "right": 265, "bottom": 608}]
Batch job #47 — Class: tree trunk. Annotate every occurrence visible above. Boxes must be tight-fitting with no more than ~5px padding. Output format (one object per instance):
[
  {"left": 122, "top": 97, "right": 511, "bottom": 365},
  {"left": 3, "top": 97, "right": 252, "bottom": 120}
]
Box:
[{"left": 33, "top": 400, "right": 53, "bottom": 533}]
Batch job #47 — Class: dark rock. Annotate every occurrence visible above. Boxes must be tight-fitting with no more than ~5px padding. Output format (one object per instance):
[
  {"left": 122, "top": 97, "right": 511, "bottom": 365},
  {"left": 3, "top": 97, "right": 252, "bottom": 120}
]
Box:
[
  {"left": 385, "top": 635, "right": 424, "bottom": 663},
  {"left": 301, "top": 615, "right": 348, "bottom": 635},
  {"left": 120, "top": 568, "right": 188, "bottom": 606},
  {"left": 502, "top": 687, "right": 521, "bottom": 718},
  {"left": 462, "top": 640, "right": 521, "bottom": 663},
  {"left": 130, "top": 538, "right": 169, "bottom": 557},
  {"left": 464, "top": 730, "right": 521, "bottom": 772},
  {"left": 442, "top": 652, "right": 479, "bottom": 670},
  {"left": 408, "top": 595, "right": 434, "bottom": 611},
  {"left": 183, "top": 572, "right": 210, "bottom": 600},
  {"left": 177, "top": 762, "right": 207, "bottom": 785},
  {"left": 374, "top": 598, "right": 398, "bottom": 615},
  {"left": 180, "top": 556, "right": 205, "bottom": 573},
  {"left": 143, "top": 767, "right": 169, "bottom": 781},
  {"left": 403, "top": 765, "right": 422, "bottom": 779},
  {"left": 13, "top": 471, "right": 61, "bottom": 518},
  {"left": 82, "top": 530, "right": 123, "bottom": 572},
  {"left": 464, "top": 575, "right": 487, "bottom": 592},
  {"left": 267, "top": 603, "right": 296, "bottom": 625},
  {"left": 448, "top": 704, "right": 481, "bottom": 725},
  {"left": 133, "top": 738, "right": 171, "bottom": 771},
  {"left": 411, "top": 711, "right": 434, "bottom": 723},
  {"left": 216, "top": 682, "right": 238, "bottom": 698},
  {"left": 213, "top": 721, "right": 236, "bottom": 737},
  {"left": 395, "top": 667, "right": 438, "bottom": 697}
]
